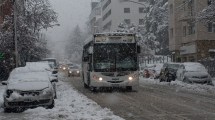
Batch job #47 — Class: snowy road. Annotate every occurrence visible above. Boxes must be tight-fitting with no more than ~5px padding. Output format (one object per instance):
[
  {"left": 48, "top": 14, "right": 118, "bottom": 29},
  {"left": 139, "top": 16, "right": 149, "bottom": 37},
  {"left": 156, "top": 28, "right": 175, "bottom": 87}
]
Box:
[
  {"left": 68, "top": 76, "right": 215, "bottom": 120},
  {"left": 0, "top": 74, "right": 123, "bottom": 120}
]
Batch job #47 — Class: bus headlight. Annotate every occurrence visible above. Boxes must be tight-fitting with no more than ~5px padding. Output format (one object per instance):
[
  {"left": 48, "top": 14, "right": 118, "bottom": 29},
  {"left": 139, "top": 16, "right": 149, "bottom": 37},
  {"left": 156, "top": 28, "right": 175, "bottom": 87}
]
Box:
[
  {"left": 128, "top": 77, "right": 133, "bottom": 81},
  {"left": 99, "top": 77, "right": 103, "bottom": 81},
  {"left": 93, "top": 75, "right": 103, "bottom": 81}
]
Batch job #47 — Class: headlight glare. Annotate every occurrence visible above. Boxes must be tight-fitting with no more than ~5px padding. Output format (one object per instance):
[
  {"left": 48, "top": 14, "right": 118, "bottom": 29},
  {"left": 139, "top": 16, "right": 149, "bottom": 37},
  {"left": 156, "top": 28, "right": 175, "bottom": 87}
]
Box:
[
  {"left": 99, "top": 77, "right": 103, "bottom": 81},
  {"left": 129, "top": 77, "right": 133, "bottom": 81}
]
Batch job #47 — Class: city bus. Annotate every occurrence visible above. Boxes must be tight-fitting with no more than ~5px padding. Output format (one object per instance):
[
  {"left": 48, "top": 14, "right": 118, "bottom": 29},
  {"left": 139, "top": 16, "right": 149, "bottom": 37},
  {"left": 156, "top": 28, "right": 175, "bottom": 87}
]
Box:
[{"left": 82, "top": 32, "right": 140, "bottom": 91}]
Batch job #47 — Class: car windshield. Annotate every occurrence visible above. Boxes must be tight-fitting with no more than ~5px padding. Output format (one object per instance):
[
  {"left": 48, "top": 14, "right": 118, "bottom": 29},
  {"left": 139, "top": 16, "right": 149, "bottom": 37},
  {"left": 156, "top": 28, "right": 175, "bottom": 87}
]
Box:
[
  {"left": 167, "top": 64, "right": 180, "bottom": 70},
  {"left": 69, "top": 66, "right": 79, "bottom": 69},
  {"left": 185, "top": 64, "right": 207, "bottom": 72}
]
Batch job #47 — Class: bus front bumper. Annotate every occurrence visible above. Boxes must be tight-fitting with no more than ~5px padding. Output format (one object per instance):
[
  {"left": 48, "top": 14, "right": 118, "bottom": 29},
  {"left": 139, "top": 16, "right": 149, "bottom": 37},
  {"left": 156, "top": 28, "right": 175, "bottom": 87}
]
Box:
[{"left": 90, "top": 79, "right": 139, "bottom": 88}]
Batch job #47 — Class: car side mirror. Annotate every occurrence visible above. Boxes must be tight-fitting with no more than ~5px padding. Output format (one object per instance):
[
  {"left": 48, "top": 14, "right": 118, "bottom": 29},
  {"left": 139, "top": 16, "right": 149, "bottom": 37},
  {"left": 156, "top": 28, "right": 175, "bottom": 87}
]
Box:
[
  {"left": 51, "top": 79, "right": 58, "bottom": 83},
  {"left": 1, "top": 81, "right": 7, "bottom": 85},
  {"left": 52, "top": 71, "right": 58, "bottom": 74}
]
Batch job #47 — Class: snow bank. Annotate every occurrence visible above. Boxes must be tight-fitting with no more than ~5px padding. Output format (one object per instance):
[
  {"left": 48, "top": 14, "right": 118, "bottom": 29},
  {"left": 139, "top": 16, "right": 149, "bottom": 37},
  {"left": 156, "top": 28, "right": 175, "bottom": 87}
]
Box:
[
  {"left": 0, "top": 75, "right": 123, "bottom": 120},
  {"left": 140, "top": 77, "right": 215, "bottom": 94}
]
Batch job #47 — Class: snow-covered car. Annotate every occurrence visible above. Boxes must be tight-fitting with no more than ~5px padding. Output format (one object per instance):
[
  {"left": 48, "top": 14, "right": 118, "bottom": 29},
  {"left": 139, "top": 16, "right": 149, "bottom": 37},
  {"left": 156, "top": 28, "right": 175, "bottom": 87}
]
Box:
[
  {"left": 68, "top": 65, "right": 81, "bottom": 77},
  {"left": 159, "top": 62, "right": 181, "bottom": 82},
  {"left": 2, "top": 71, "right": 56, "bottom": 112},
  {"left": 26, "top": 61, "right": 59, "bottom": 81},
  {"left": 176, "top": 62, "right": 213, "bottom": 85}
]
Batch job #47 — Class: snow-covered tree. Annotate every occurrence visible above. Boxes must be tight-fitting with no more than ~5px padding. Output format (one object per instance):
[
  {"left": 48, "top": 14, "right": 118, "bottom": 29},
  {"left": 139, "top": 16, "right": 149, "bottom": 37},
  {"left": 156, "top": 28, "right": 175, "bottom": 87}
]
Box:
[
  {"left": 197, "top": 1, "right": 215, "bottom": 25},
  {"left": 141, "top": 0, "right": 169, "bottom": 55},
  {"left": 0, "top": 0, "right": 58, "bottom": 79},
  {"left": 66, "top": 25, "right": 85, "bottom": 64}
]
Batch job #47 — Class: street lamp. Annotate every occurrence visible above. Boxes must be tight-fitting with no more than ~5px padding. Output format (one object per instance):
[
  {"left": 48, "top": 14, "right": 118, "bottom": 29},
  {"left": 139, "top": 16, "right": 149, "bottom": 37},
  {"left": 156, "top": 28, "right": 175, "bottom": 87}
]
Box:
[{"left": 13, "top": 0, "right": 18, "bottom": 67}]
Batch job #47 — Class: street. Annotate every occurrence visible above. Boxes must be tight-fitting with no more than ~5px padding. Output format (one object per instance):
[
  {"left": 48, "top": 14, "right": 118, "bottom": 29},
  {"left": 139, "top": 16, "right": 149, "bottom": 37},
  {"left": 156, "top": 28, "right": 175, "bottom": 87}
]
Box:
[{"left": 67, "top": 75, "right": 215, "bottom": 120}]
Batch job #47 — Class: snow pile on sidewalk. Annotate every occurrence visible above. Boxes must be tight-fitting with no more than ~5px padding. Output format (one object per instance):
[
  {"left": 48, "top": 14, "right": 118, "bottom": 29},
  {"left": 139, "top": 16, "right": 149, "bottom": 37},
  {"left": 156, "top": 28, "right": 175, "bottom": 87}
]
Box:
[
  {"left": 0, "top": 79, "right": 123, "bottom": 120},
  {"left": 140, "top": 77, "right": 215, "bottom": 94}
]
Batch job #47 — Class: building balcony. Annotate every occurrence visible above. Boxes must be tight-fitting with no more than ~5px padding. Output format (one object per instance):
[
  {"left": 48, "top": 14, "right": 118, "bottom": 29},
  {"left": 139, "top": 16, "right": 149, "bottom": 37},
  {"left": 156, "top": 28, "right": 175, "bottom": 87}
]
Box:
[{"left": 178, "top": 11, "right": 196, "bottom": 22}]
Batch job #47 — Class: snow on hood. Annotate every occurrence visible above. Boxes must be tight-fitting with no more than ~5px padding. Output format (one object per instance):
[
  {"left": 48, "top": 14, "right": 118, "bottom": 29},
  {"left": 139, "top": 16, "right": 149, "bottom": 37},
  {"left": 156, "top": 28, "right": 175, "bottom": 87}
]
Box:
[{"left": 8, "top": 81, "right": 49, "bottom": 91}]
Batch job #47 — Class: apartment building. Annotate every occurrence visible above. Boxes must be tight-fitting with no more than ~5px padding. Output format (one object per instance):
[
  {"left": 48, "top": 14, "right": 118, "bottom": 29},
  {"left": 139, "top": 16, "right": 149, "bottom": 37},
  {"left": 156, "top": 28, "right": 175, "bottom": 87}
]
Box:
[
  {"left": 0, "top": 0, "right": 13, "bottom": 24},
  {"left": 89, "top": 0, "right": 147, "bottom": 33},
  {"left": 0, "top": 0, "right": 25, "bottom": 25},
  {"left": 169, "top": 0, "right": 215, "bottom": 62}
]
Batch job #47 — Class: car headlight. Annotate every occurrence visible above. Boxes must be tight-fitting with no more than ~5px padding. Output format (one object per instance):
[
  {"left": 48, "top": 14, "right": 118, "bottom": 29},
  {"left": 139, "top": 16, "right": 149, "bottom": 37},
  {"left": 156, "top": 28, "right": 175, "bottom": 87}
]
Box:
[
  {"left": 6, "top": 90, "right": 13, "bottom": 98},
  {"left": 42, "top": 87, "right": 52, "bottom": 96},
  {"left": 69, "top": 71, "right": 72, "bottom": 73},
  {"left": 63, "top": 67, "right": 66, "bottom": 70},
  {"left": 77, "top": 71, "right": 80, "bottom": 73},
  {"left": 93, "top": 75, "right": 103, "bottom": 81},
  {"left": 128, "top": 77, "right": 133, "bottom": 81}
]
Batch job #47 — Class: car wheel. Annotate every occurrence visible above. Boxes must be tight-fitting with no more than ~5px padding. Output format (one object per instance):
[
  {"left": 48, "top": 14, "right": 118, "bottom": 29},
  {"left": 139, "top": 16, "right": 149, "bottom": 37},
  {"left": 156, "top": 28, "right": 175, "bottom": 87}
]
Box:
[
  {"left": 159, "top": 78, "right": 164, "bottom": 82},
  {"left": 91, "top": 87, "right": 97, "bottom": 92},
  {"left": 126, "top": 86, "right": 132, "bottom": 91},
  {"left": 4, "top": 107, "right": 12, "bottom": 113},
  {"left": 84, "top": 83, "right": 89, "bottom": 88},
  {"left": 47, "top": 100, "right": 55, "bottom": 109},
  {"left": 15, "top": 107, "right": 25, "bottom": 113},
  {"left": 183, "top": 78, "right": 191, "bottom": 84}
]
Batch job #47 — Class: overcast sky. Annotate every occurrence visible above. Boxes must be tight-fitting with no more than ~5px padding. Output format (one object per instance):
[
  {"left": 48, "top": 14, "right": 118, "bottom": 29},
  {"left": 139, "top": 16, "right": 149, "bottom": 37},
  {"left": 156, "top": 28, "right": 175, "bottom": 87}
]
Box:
[{"left": 45, "top": 0, "right": 91, "bottom": 59}]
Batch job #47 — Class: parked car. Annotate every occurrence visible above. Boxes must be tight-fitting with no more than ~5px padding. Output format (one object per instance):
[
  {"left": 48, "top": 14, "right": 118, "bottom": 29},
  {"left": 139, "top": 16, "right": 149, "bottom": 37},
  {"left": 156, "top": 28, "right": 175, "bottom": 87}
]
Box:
[
  {"left": 26, "top": 62, "right": 58, "bottom": 82},
  {"left": 2, "top": 70, "right": 56, "bottom": 112},
  {"left": 24, "top": 62, "right": 58, "bottom": 99},
  {"left": 176, "top": 62, "right": 213, "bottom": 85},
  {"left": 159, "top": 62, "right": 181, "bottom": 82},
  {"left": 68, "top": 65, "right": 81, "bottom": 77},
  {"left": 152, "top": 63, "right": 164, "bottom": 79}
]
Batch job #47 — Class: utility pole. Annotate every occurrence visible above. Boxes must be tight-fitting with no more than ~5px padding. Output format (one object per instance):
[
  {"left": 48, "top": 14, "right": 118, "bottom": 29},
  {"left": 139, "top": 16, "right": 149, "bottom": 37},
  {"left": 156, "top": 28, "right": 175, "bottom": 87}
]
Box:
[{"left": 13, "top": 0, "right": 18, "bottom": 67}]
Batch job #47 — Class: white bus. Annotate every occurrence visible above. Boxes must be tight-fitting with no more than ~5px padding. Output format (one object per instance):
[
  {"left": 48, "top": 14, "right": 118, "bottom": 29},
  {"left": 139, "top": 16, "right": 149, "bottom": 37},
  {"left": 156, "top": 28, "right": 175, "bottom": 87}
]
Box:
[{"left": 82, "top": 32, "right": 140, "bottom": 91}]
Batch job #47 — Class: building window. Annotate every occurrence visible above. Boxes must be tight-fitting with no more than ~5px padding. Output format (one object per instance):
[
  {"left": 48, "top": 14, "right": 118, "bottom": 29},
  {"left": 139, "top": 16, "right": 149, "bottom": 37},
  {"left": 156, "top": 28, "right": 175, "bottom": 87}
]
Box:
[
  {"left": 102, "top": 0, "right": 111, "bottom": 11},
  {"left": 124, "top": 8, "right": 130, "bottom": 13},
  {"left": 102, "top": 10, "right": 111, "bottom": 21},
  {"left": 139, "top": 7, "right": 144, "bottom": 13},
  {"left": 183, "top": 26, "right": 186, "bottom": 37},
  {"left": 103, "top": 21, "right": 112, "bottom": 31},
  {"left": 139, "top": 19, "right": 144, "bottom": 25},
  {"left": 208, "top": 22, "right": 215, "bottom": 32},
  {"left": 124, "top": 19, "right": 131, "bottom": 25},
  {"left": 188, "top": 23, "right": 195, "bottom": 35}
]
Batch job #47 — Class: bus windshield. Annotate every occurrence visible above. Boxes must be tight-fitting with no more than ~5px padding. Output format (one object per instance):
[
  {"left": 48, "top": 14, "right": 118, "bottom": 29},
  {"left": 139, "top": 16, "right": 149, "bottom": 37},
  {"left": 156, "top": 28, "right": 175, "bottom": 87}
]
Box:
[{"left": 93, "top": 43, "right": 137, "bottom": 72}]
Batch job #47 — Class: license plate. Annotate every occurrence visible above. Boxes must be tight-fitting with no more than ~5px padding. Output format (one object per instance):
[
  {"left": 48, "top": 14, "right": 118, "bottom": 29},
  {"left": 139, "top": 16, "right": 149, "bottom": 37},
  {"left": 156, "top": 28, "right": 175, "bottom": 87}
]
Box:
[
  {"left": 24, "top": 99, "right": 32, "bottom": 102},
  {"left": 111, "top": 84, "right": 119, "bottom": 87}
]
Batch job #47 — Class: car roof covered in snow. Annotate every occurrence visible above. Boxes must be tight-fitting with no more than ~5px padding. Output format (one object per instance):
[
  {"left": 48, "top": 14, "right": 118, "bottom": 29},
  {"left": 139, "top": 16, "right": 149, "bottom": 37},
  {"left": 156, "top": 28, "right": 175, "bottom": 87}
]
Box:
[
  {"left": 182, "top": 62, "right": 207, "bottom": 72},
  {"left": 8, "top": 71, "right": 50, "bottom": 83}
]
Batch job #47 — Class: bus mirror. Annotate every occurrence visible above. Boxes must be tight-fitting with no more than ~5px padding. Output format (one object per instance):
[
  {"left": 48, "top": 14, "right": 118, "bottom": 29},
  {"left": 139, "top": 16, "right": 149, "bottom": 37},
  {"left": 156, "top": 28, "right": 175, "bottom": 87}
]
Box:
[{"left": 137, "top": 45, "right": 141, "bottom": 53}]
